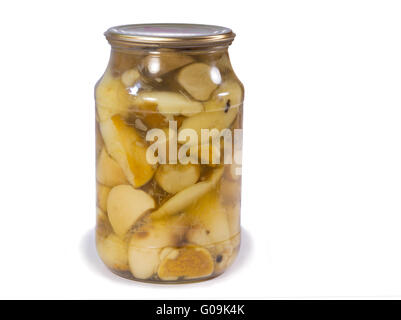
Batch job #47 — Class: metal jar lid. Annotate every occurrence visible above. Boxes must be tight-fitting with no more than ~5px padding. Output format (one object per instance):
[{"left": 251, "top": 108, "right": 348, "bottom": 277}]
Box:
[{"left": 105, "top": 23, "right": 236, "bottom": 48}]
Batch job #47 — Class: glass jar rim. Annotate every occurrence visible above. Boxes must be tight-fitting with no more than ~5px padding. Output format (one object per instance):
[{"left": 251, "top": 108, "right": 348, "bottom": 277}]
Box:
[{"left": 105, "top": 23, "right": 236, "bottom": 48}]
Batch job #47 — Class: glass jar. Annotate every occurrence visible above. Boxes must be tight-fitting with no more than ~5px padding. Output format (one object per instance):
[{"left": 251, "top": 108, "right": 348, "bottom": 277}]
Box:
[{"left": 95, "top": 24, "right": 244, "bottom": 283}]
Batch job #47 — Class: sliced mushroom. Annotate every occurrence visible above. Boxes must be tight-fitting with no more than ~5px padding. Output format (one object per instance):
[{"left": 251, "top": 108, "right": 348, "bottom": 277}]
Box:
[
  {"left": 155, "top": 164, "right": 200, "bottom": 194},
  {"left": 128, "top": 216, "right": 187, "bottom": 279},
  {"left": 178, "top": 108, "right": 238, "bottom": 144},
  {"left": 95, "top": 72, "right": 132, "bottom": 121},
  {"left": 96, "top": 148, "right": 128, "bottom": 187},
  {"left": 137, "top": 91, "right": 203, "bottom": 117},
  {"left": 96, "top": 233, "right": 129, "bottom": 271},
  {"left": 128, "top": 248, "right": 160, "bottom": 280},
  {"left": 107, "top": 185, "right": 155, "bottom": 237},
  {"left": 185, "top": 190, "right": 230, "bottom": 246},
  {"left": 100, "top": 115, "right": 156, "bottom": 188},
  {"left": 177, "top": 63, "right": 218, "bottom": 101},
  {"left": 157, "top": 246, "right": 214, "bottom": 281},
  {"left": 204, "top": 80, "right": 243, "bottom": 112},
  {"left": 150, "top": 167, "right": 224, "bottom": 220}
]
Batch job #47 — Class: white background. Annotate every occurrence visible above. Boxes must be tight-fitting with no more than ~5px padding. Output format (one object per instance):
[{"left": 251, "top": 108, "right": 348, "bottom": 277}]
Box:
[{"left": 0, "top": 0, "right": 400, "bottom": 299}]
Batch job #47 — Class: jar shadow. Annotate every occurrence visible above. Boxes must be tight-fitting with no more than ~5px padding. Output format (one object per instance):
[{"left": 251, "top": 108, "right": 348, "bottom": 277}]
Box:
[{"left": 80, "top": 227, "right": 252, "bottom": 286}]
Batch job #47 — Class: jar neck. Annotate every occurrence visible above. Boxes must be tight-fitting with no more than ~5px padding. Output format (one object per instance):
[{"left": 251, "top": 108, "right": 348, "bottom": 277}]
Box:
[{"left": 110, "top": 44, "right": 230, "bottom": 55}]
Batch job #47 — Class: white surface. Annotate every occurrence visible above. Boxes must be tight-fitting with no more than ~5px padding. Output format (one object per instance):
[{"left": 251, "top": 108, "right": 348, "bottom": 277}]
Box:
[{"left": 1, "top": 0, "right": 401, "bottom": 299}]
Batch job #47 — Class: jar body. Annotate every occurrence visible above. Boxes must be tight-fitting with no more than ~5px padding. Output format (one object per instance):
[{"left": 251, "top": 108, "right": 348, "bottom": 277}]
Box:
[{"left": 95, "top": 46, "right": 243, "bottom": 283}]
